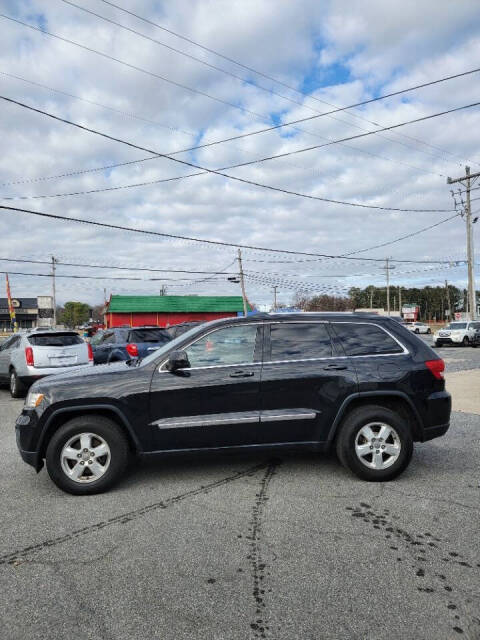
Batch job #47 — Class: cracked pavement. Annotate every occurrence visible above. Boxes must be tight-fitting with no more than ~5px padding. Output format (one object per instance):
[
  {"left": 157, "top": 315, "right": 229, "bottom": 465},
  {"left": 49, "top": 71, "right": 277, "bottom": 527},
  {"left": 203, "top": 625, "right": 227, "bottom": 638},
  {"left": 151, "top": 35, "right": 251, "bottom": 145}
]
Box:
[{"left": 1, "top": 344, "right": 479, "bottom": 639}]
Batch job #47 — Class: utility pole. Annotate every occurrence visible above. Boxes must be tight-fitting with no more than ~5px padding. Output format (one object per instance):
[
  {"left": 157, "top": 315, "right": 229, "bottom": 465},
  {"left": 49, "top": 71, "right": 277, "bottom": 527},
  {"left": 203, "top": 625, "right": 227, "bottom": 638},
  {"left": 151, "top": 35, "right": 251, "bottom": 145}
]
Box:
[
  {"left": 445, "top": 280, "right": 452, "bottom": 321},
  {"left": 272, "top": 285, "right": 278, "bottom": 312},
  {"left": 369, "top": 287, "right": 373, "bottom": 309},
  {"left": 398, "top": 287, "right": 402, "bottom": 316},
  {"left": 159, "top": 285, "right": 167, "bottom": 296},
  {"left": 237, "top": 248, "right": 248, "bottom": 317},
  {"left": 51, "top": 256, "right": 57, "bottom": 327},
  {"left": 385, "top": 258, "right": 391, "bottom": 316},
  {"left": 447, "top": 166, "right": 480, "bottom": 320}
]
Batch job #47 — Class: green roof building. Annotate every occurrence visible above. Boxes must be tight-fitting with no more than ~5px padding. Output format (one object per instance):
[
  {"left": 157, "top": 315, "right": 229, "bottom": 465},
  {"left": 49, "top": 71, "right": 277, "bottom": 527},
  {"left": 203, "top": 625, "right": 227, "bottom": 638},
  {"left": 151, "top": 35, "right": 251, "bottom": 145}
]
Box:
[{"left": 106, "top": 295, "right": 252, "bottom": 327}]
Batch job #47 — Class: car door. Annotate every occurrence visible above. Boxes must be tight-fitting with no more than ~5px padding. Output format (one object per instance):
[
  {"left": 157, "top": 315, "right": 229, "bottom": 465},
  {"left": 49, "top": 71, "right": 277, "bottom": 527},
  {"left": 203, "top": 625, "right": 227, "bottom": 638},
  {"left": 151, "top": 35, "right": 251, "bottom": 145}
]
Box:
[
  {"left": 92, "top": 331, "right": 116, "bottom": 364},
  {"left": 259, "top": 321, "right": 358, "bottom": 444},
  {"left": 149, "top": 323, "right": 263, "bottom": 451}
]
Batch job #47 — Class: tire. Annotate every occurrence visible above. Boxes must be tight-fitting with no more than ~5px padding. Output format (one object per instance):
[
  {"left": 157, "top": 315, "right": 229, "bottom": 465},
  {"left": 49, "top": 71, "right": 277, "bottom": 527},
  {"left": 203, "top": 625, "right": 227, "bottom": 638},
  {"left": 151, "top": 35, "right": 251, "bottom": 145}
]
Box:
[
  {"left": 46, "top": 415, "right": 130, "bottom": 495},
  {"left": 427, "top": 328, "right": 431, "bottom": 334},
  {"left": 462, "top": 336, "right": 469, "bottom": 347},
  {"left": 9, "top": 369, "right": 25, "bottom": 398},
  {"left": 432, "top": 341, "right": 439, "bottom": 348},
  {"left": 335, "top": 405, "right": 413, "bottom": 482},
  {"left": 415, "top": 328, "right": 419, "bottom": 334}
]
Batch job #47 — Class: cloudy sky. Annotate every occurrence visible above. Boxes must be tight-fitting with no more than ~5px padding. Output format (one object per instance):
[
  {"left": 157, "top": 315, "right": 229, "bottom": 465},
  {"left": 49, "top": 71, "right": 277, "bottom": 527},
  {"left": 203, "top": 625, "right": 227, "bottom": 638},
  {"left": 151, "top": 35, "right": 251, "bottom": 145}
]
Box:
[{"left": 1, "top": 0, "right": 480, "bottom": 308}]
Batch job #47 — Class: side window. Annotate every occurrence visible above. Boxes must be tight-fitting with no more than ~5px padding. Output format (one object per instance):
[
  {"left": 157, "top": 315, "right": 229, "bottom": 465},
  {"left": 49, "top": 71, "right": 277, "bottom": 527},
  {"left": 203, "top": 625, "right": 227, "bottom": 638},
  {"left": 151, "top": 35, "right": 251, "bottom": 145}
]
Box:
[
  {"left": 186, "top": 325, "right": 258, "bottom": 368},
  {"left": 270, "top": 323, "right": 332, "bottom": 361},
  {"left": 102, "top": 332, "right": 116, "bottom": 344},
  {"left": 0, "top": 337, "right": 13, "bottom": 351},
  {"left": 470, "top": 322, "right": 480, "bottom": 330},
  {"left": 332, "top": 323, "right": 404, "bottom": 356},
  {"left": 9, "top": 336, "right": 21, "bottom": 350}
]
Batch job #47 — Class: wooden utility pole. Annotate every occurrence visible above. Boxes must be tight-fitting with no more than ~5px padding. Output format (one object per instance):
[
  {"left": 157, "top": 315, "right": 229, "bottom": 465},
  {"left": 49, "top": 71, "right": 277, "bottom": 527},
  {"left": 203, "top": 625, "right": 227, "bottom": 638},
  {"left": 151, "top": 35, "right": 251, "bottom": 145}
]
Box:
[
  {"left": 398, "top": 287, "right": 402, "bottom": 316},
  {"left": 237, "top": 248, "right": 248, "bottom": 317},
  {"left": 447, "top": 166, "right": 480, "bottom": 319},
  {"left": 272, "top": 285, "right": 278, "bottom": 312},
  {"left": 369, "top": 287, "right": 373, "bottom": 309},
  {"left": 445, "top": 280, "right": 452, "bottom": 321},
  {"left": 51, "top": 256, "right": 57, "bottom": 327},
  {"left": 385, "top": 258, "right": 390, "bottom": 316}
]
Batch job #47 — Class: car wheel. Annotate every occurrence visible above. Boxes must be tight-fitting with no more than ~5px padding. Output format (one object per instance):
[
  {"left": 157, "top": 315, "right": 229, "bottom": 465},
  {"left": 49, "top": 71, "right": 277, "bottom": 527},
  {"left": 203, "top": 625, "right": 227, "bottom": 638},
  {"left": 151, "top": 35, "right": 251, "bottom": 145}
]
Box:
[
  {"left": 462, "top": 336, "right": 469, "bottom": 347},
  {"left": 427, "top": 328, "right": 431, "bottom": 334},
  {"left": 9, "top": 369, "right": 25, "bottom": 398},
  {"left": 46, "top": 415, "right": 130, "bottom": 495},
  {"left": 415, "top": 328, "right": 420, "bottom": 334},
  {"left": 336, "top": 405, "right": 413, "bottom": 482}
]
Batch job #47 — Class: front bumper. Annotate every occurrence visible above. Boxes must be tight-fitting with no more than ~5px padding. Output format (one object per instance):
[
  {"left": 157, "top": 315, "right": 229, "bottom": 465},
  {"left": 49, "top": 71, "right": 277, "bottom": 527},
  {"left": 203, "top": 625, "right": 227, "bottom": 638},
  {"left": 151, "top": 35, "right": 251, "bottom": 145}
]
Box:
[{"left": 15, "top": 410, "right": 44, "bottom": 472}]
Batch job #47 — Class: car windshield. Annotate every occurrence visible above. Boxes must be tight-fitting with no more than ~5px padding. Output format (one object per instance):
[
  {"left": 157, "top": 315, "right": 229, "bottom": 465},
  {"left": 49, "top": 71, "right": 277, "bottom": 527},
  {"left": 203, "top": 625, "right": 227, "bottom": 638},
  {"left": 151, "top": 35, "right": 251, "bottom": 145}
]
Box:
[
  {"left": 445, "top": 323, "right": 467, "bottom": 329},
  {"left": 139, "top": 323, "right": 207, "bottom": 366}
]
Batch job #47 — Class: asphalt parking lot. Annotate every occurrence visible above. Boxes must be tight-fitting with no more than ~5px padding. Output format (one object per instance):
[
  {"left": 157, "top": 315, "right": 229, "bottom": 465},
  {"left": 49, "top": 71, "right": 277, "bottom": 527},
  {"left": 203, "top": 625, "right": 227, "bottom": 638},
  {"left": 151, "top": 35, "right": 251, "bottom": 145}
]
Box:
[{"left": 1, "top": 339, "right": 479, "bottom": 640}]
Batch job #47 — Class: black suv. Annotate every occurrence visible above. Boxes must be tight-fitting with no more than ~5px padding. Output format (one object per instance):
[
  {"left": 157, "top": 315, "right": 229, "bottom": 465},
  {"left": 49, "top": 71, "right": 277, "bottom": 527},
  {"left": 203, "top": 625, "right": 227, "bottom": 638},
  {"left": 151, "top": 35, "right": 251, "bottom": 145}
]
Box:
[
  {"left": 15, "top": 314, "right": 451, "bottom": 494},
  {"left": 90, "top": 326, "right": 171, "bottom": 364}
]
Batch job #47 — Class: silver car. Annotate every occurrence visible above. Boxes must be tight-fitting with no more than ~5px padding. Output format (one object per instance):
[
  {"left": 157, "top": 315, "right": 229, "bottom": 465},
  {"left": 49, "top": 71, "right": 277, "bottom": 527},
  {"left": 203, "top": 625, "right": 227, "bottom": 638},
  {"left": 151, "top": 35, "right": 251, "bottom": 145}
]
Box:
[{"left": 0, "top": 329, "right": 93, "bottom": 397}]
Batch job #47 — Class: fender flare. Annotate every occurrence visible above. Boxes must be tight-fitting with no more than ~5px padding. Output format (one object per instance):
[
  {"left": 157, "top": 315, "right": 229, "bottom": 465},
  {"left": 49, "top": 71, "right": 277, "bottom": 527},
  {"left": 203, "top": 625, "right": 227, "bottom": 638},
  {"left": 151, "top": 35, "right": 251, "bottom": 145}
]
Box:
[
  {"left": 38, "top": 403, "right": 142, "bottom": 456},
  {"left": 326, "top": 391, "right": 423, "bottom": 443}
]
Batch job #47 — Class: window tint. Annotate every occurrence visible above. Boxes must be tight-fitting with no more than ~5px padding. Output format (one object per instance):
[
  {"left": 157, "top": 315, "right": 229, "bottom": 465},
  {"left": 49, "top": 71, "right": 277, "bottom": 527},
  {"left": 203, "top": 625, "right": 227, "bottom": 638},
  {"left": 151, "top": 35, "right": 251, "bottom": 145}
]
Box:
[
  {"left": 129, "top": 329, "right": 170, "bottom": 343},
  {"left": 186, "top": 325, "right": 258, "bottom": 367},
  {"left": 270, "top": 323, "right": 332, "bottom": 360},
  {"left": 332, "top": 323, "right": 403, "bottom": 356},
  {"left": 28, "top": 334, "right": 83, "bottom": 347}
]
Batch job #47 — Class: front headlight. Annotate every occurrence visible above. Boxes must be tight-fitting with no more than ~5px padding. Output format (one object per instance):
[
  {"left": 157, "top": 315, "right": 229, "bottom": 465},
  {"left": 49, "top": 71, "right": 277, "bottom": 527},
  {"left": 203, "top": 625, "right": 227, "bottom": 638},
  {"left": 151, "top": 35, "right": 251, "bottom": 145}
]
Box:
[{"left": 25, "top": 391, "right": 45, "bottom": 409}]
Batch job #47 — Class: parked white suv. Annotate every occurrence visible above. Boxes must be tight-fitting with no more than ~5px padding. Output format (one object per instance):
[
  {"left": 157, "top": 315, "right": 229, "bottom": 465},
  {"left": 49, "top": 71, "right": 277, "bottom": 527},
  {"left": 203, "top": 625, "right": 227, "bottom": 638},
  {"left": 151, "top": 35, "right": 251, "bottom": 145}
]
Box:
[
  {"left": 0, "top": 329, "right": 93, "bottom": 397},
  {"left": 407, "top": 322, "right": 431, "bottom": 334},
  {"left": 433, "top": 321, "right": 480, "bottom": 347}
]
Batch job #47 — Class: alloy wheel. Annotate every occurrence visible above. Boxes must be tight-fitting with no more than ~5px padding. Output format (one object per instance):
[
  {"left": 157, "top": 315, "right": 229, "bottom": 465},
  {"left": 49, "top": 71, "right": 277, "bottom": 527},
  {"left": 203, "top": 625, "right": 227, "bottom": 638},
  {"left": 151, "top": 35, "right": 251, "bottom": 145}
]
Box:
[
  {"left": 354, "top": 422, "right": 401, "bottom": 470},
  {"left": 60, "top": 432, "right": 111, "bottom": 483}
]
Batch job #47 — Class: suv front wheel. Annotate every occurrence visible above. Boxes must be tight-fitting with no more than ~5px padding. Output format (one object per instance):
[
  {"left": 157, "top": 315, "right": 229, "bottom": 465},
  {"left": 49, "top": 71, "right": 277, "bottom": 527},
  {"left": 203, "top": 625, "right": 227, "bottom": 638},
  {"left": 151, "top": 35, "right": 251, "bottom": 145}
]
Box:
[
  {"left": 46, "top": 415, "right": 130, "bottom": 495},
  {"left": 336, "top": 405, "right": 413, "bottom": 481}
]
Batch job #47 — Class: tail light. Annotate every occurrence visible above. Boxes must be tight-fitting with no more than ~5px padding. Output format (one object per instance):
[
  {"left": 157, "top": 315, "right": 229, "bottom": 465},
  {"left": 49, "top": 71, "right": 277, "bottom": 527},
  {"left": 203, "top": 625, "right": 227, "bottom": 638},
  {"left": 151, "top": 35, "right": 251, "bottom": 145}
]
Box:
[
  {"left": 425, "top": 359, "right": 445, "bottom": 380},
  {"left": 126, "top": 343, "right": 138, "bottom": 357},
  {"left": 25, "top": 347, "right": 34, "bottom": 366},
  {"left": 87, "top": 343, "right": 93, "bottom": 361}
]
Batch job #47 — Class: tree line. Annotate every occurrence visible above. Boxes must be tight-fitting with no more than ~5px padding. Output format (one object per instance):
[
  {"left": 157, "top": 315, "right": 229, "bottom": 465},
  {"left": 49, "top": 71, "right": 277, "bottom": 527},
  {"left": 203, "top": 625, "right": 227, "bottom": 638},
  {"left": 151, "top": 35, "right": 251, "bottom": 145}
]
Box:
[{"left": 294, "top": 284, "right": 477, "bottom": 322}]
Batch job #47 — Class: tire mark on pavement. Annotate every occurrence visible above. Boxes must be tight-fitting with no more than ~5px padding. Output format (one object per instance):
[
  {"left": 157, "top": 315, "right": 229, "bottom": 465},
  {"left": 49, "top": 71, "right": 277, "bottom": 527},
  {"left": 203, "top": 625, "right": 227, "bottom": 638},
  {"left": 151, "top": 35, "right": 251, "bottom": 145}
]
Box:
[
  {"left": 347, "top": 503, "right": 480, "bottom": 638},
  {"left": 0, "top": 462, "right": 267, "bottom": 567},
  {"left": 247, "top": 459, "right": 280, "bottom": 639}
]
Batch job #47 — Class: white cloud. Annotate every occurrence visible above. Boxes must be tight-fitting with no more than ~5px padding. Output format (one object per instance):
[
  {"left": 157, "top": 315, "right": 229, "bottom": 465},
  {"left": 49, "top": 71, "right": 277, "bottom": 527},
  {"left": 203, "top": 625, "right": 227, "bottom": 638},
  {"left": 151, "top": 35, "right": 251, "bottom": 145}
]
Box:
[{"left": 0, "top": 0, "right": 479, "bottom": 306}]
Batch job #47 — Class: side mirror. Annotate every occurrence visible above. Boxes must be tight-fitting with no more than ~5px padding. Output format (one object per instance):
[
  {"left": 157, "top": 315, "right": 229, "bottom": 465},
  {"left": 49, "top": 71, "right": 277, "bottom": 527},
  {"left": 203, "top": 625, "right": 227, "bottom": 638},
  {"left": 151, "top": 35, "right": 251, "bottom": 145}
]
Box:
[{"left": 165, "top": 350, "right": 190, "bottom": 372}]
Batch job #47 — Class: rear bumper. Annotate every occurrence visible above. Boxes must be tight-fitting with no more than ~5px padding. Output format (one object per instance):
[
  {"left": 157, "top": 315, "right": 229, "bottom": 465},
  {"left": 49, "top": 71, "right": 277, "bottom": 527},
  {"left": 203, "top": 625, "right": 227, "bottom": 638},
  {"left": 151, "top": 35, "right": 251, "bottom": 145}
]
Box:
[
  {"left": 422, "top": 422, "right": 450, "bottom": 442},
  {"left": 19, "top": 362, "right": 93, "bottom": 383}
]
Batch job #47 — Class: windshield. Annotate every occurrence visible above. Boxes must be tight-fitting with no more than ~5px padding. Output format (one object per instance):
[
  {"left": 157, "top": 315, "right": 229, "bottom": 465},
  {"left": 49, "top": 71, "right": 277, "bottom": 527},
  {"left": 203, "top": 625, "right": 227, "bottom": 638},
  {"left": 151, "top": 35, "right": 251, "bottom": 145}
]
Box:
[
  {"left": 140, "top": 323, "right": 207, "bottom": 366},
  {"left": 445, "top": 323, "right": 467, "bottom": 330}
]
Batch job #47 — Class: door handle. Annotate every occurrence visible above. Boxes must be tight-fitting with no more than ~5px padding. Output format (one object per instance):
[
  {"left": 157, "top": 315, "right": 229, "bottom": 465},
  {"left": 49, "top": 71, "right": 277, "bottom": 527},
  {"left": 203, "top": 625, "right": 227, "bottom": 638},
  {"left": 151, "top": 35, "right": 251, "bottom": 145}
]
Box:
[
  {"left": 322, "top": 363, "right": 347, "bottom": 370},
  {"left": 229, "top": 370, "right": 255, "bottom": 378}
]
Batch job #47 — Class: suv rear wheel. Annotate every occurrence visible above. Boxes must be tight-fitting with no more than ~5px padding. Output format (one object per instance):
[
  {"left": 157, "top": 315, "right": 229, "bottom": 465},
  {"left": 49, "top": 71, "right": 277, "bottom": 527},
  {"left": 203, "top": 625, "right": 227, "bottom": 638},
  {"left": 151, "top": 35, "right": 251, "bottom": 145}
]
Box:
[
  {"left": 9, "top": 369, "right": 25, "bottom": 398},
  {"left": 336, "top": 405, "right": 413, "bottom": 481},
  {"left": 46, "top": 415, "right": 129, "bottom": 495}
]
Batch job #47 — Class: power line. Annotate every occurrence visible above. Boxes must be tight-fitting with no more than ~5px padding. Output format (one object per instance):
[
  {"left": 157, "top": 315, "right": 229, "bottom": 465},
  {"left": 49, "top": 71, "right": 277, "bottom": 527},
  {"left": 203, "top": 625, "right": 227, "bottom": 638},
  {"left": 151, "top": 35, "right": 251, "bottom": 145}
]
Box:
[
  {"left": 3, "top": 95, "right": 475, "bottom": 212},
  {"left": 3, "top": 65, "right": 480, "bottom": 190},
  {"left": 0, "top": 204, "right": 459, "bottom": 264},
  {"left": 97, "top": 0, "right": 479, "bottom": 168},
  {"left": 0, "top": 255, "right": 236, "bottom": 275},
  {"left": 60, "top": 0, "right": 470, "bottom": 169},
  {"left": 0, "top": 269, "right": 220, "bottom": 282},
  {"left": 3, "top": 11, "right": 480, "bottom": 174}
]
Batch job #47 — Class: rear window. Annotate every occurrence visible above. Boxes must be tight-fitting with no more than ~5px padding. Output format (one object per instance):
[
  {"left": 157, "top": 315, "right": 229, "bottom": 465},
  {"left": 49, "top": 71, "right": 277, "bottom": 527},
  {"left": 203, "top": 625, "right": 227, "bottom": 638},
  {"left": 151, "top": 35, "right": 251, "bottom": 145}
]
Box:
[
  {"left": 28, "top": 333, "right": 83, "bottom": 347},
  {"left": 128, "top": 329, "right": 170, "bottom": 343},
  {"left": 332, "top": 323, "right": 404, "bottom": 356}
]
